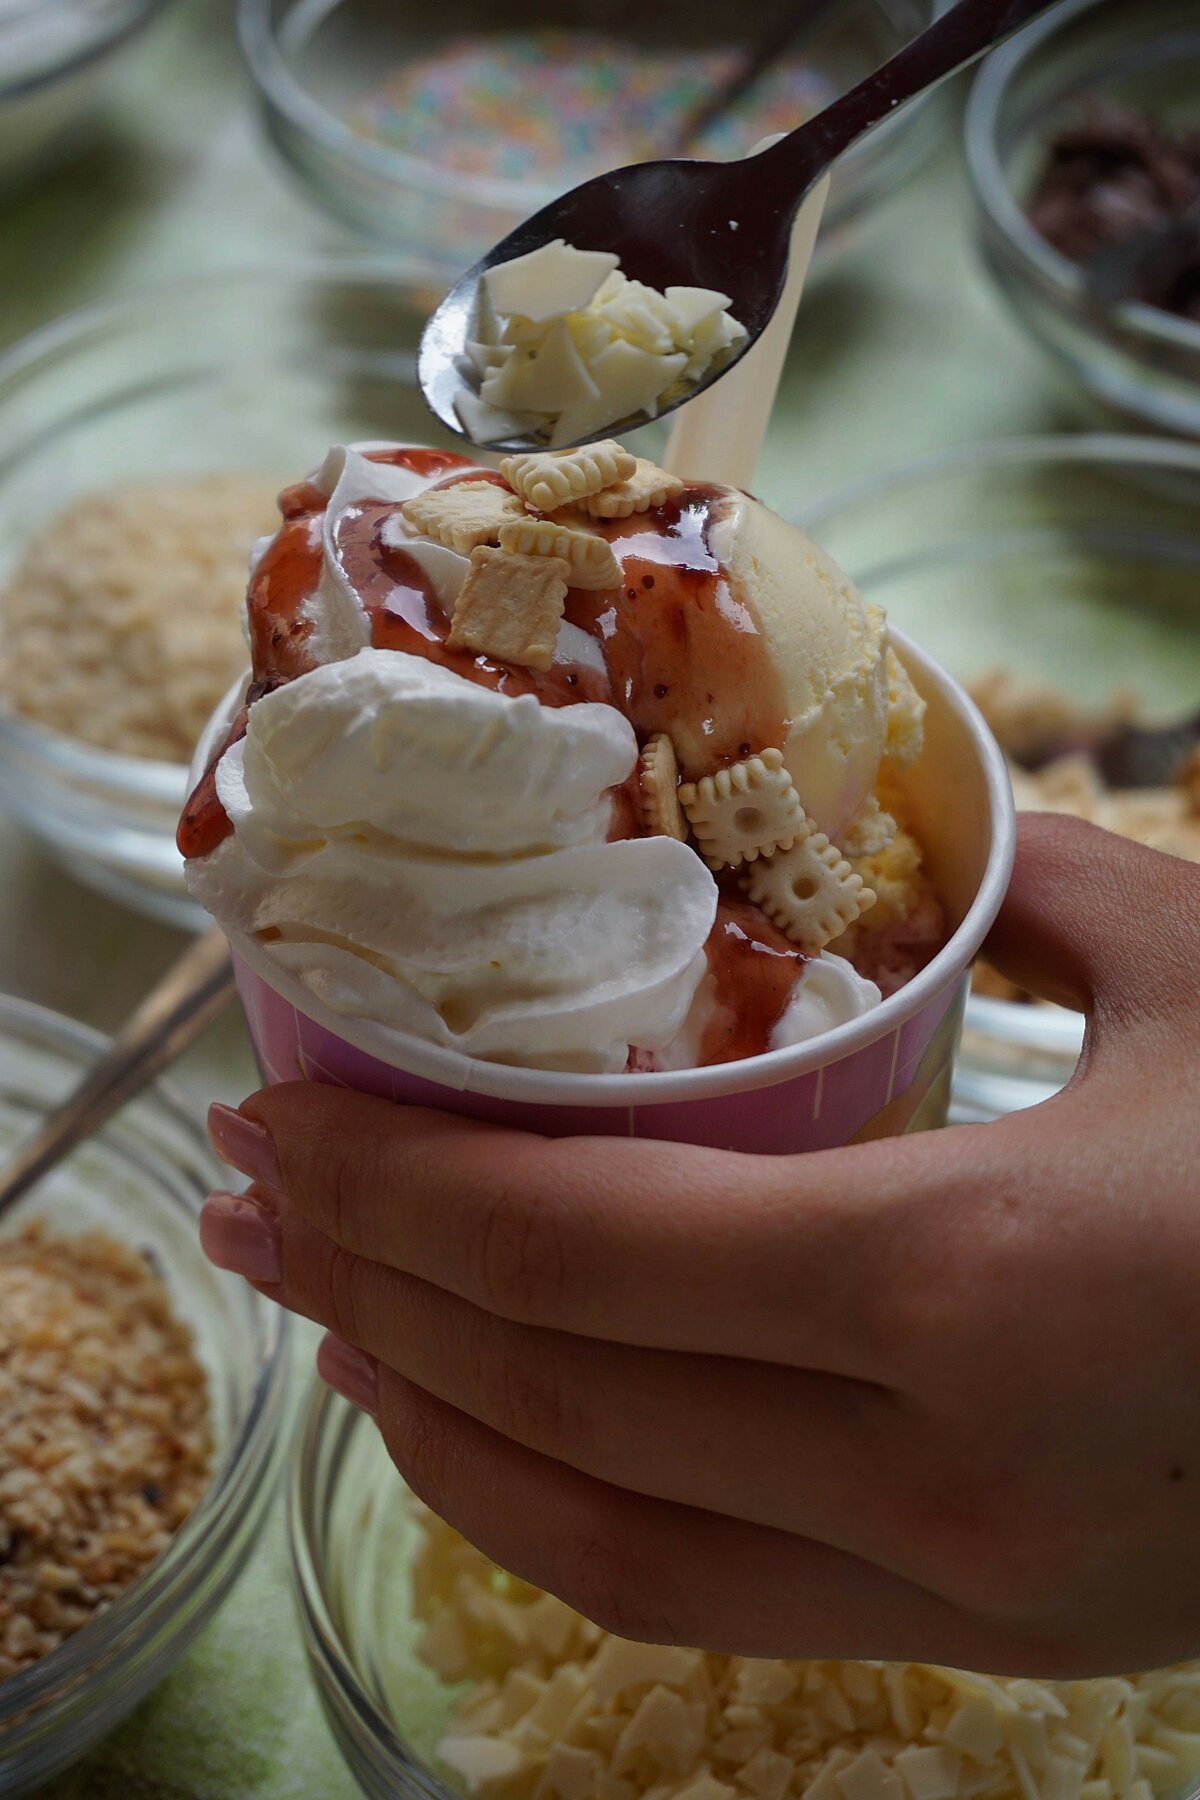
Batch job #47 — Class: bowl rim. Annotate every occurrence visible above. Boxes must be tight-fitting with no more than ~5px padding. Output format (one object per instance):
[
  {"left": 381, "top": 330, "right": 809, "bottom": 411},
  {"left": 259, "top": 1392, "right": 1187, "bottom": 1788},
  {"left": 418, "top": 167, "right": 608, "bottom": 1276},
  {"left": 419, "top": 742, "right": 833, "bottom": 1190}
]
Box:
[
  {"left": 0, "top": 0, "right": 170, "bottom": 104},
  {"left": 0, "top": 992, "right": 292, "bottom": 1733},
  {"left": 237, "top": 0, "right": 950, "bottom": 219},
  {"left": 289, "top": 1376, "right": 449, "bottom": 1799},
  {"left": 795, "top": 429, "right": 1200, "bottom": 528},
  {"left": 0, "top": 253, "right": 432, "bottom": 393},
  {"left": 964, "top": 0, "right": 1200, "bottom": 358}
]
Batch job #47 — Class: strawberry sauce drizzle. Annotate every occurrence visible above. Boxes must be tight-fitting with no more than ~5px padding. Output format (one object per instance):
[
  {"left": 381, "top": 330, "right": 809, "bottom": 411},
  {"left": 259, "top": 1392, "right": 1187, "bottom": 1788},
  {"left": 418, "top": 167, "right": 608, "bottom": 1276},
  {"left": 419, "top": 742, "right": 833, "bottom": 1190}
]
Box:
[
  {"left": 578, "top": 488, "right": 787, "bottom": 782},
  {"left": 701, "top": 896, "right": 809, "bottom": 1067}
]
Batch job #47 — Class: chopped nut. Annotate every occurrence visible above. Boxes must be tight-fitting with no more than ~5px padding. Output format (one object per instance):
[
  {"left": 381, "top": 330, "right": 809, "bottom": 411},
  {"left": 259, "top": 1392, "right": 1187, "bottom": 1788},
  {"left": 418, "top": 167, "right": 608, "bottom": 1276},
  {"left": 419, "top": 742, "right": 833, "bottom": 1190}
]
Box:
[
  {"left": 0, "top": 1226, "right": 211, "bottom": 1678},
  {"left": 679, "top": 748, "right": 804, "bottom": 870},
  {"left": 579, "top": 459, "right": 685, "bottom": 519},
  {"left": 501, "top": 442, "right": 638, "bottom": 513},
  {"left": 742, "top": 828, "right": 875, "bottom": 951},
  {"left": 639, "top": 734, "right": 687, "bottom": 841},
  {"left": 402, "top": 480, "right": 525, "bottom": 553},
  {"left": 498, "top": 517, "right": 622, "bottom": 591},
  {"left": 447, "top": 546, "right": 570, "bottom": 672}
]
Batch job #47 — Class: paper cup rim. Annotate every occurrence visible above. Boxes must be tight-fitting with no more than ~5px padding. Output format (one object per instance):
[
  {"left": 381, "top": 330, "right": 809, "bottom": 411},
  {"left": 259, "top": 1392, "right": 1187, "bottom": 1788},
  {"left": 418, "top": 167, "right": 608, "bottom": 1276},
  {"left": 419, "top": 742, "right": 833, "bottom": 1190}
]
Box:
[{"left": 218, "top": 628, "right": 1017, "bottom": 1108}]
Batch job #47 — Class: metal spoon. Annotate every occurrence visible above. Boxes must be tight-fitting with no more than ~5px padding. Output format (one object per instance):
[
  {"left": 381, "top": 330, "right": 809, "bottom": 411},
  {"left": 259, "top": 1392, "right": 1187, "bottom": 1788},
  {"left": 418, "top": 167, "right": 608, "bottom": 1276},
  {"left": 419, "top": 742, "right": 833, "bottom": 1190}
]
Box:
[
  {"left": 420, "top": 0, "right": 1064, "bottom": 454},
  {"left": 0, "top": 929, "right": 235, "bottom": 1222}
]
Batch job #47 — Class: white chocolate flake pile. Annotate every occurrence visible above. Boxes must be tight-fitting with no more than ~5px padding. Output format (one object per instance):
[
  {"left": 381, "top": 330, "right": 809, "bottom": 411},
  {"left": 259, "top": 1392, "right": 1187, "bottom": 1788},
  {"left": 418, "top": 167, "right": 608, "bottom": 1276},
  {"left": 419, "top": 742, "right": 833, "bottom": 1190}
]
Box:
[
  {"left": 460, "top": 241, "right": 749, "bottom": 448},
  {"left": 412, "top": 1509, "right": 1200, "bottom": 1800}
]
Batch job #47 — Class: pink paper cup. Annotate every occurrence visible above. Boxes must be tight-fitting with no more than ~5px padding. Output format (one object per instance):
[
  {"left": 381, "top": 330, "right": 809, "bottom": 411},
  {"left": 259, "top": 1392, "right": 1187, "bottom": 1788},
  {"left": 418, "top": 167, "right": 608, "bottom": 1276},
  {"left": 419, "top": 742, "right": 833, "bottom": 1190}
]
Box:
[{"left": 224, "top": 631, "right": 1015, "bottom": 1154}]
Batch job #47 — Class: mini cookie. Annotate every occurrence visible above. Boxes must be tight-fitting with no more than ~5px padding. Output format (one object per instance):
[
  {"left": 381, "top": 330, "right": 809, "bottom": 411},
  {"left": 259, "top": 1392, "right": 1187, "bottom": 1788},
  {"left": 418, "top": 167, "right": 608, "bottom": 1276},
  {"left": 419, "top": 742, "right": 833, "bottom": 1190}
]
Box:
[
  {"left": 743, "top": 832, "right": 875, "bottom": 953},
  {"left": 678, "top": 748, "right": 804, "bottom": 870},
  {"left": 639, "top": 734, "right": 687, "bottom": 841},
  {"left": 446, "top": 546, "right": 569, "bottom": 672},
  {"left": 578, "top": 458, "right": 685, "bottom": 519},
  {"left": 401, "top": 481, "right": 525, "bottom": 553},
  {"left": 500, "top": 442, "right": 637, "bottom": 514},
  {"left": 841, "top": 794, "right": 897, "bottom": 859},
  {"left": 885, "top": 648, "right": 926, "bottom": 768},
  {"left": 498, "top": 516, "right": 622, "bottom": 591}
]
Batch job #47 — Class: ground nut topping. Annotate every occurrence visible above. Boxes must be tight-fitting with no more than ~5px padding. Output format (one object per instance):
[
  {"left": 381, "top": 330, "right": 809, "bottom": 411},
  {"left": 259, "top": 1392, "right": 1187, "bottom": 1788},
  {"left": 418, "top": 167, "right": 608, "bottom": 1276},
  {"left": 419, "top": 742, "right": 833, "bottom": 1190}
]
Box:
[
  {"left": 0, "top": 1226, "right": 212, "bottom": 1679},
  {"left": 0, "top": 475, "right": 281, "bottom": 764}
]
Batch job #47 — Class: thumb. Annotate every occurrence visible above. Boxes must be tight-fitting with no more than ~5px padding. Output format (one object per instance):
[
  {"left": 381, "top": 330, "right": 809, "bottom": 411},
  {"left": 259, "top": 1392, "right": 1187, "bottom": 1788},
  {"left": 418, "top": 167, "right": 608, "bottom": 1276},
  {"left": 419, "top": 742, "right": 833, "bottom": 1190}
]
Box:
[{"left": 983, "top": 812, "right": 1200, "bottom": 1036}]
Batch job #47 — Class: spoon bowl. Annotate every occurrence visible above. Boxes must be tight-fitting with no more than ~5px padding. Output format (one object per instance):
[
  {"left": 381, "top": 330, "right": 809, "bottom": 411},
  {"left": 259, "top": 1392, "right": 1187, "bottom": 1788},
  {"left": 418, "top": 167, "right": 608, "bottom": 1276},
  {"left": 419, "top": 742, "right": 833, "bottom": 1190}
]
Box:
[
  {"left": 419, "top": 150, "right": 796, "bottom": 453},
  {"left": 420, "top": 0, "right": 1066, "bottom": 452}
]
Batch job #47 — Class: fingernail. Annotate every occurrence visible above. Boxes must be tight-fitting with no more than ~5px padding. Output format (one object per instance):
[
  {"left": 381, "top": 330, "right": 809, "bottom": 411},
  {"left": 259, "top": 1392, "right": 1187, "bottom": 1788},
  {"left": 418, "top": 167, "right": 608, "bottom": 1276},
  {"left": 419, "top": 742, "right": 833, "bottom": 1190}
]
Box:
[
  {"left": 208, "top": 1102, "right": 282, "bottom": 1190},
  {"left": 317, "top": 1335, "right": 379, "bottom": 1417},
  {"left": 200, "top": 1190, "right": 282, "bottom": 1284}
]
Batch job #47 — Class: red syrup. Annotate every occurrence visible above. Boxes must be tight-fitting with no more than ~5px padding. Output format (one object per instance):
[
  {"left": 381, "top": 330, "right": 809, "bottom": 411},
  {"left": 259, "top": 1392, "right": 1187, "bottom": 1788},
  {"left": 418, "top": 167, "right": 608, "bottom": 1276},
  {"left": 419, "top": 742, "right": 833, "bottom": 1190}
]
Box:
[
  {"left": 700, "top": 895, "right": 810, "bottom": 1066},
  {"left": 576, "top": 487, "right": 787, "bottom": 781}
]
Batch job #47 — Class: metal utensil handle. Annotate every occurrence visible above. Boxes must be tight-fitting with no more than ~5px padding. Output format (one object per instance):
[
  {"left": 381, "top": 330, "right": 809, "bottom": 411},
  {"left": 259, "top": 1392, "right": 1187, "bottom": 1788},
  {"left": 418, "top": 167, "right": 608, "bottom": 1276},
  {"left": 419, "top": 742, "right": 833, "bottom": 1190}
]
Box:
[
  {"left": 762, "top": 0, "right": 1061, "bottom": 186},
  {"left": 0, "top": 929, "right": 235, "bottom": 1221}
]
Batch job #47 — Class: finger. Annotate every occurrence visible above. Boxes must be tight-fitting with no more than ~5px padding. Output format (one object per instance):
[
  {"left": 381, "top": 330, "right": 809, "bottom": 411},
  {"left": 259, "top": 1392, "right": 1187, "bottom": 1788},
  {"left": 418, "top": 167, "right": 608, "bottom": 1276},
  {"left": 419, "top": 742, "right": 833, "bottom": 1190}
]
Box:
[
  {"left": 228, "top": 1182, "right": 977, "bottom": 1590},
  {"left": 362, "top": 1361, "right": 1087, "bottom": 1677},
  {"left": 985, "top": 813, "right": 1200, "bottom": 1035},
  {"left": 232, "top": 1084, "right": 1043, "bottom": 1381}
]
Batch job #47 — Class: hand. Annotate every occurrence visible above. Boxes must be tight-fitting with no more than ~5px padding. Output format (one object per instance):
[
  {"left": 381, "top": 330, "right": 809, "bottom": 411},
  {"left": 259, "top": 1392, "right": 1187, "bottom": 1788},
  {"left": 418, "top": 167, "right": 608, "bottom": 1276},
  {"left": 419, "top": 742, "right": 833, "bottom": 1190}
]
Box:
[{"left": 201, "top": 815, "right": 1200, "bottom": 1678}]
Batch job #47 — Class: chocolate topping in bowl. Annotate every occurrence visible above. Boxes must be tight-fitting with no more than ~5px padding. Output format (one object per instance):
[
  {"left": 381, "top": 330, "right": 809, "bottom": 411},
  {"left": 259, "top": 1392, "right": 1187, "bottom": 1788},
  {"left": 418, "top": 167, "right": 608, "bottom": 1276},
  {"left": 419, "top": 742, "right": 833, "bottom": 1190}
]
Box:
[{"left": 1027, "top": 102, "right": 1200, "bottom": 320}]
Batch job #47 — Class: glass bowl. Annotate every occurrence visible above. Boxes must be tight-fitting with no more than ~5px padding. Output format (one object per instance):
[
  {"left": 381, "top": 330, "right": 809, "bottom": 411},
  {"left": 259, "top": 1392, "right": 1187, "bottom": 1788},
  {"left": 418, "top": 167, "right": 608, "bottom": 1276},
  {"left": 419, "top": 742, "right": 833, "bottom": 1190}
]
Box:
[
  {"left": 0, "top": 0, "right": 168, "bottom": 193},
  {"left": 0, "top": 260, "right": 469, "bottom": 932},
  {"left": 239, "top": 0, "right": 951, "bottom": 298},
  {"left": 965, "top": 0, "right": 1200, "bottom": 439},
  {"left": 797, "top": 433, "right": 1200, "bottom": 1115},
  {"left": 0, "top": 993, "right": 291, "bottom": 1797}
]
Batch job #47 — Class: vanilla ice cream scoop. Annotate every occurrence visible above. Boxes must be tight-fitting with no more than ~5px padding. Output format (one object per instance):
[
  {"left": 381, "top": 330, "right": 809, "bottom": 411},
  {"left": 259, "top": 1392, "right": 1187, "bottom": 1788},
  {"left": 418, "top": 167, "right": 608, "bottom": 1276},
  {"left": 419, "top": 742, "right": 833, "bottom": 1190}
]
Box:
[{"left": 181, "top": 440, "right": 926, "bottom": 1073}]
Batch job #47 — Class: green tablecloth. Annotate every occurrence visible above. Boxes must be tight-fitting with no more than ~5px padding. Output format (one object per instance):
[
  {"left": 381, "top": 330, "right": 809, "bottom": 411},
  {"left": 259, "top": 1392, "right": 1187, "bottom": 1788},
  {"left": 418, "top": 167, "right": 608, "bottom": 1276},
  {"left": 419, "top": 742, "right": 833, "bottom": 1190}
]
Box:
[{"left": 0, "top": 2, "right": 1088, "bottom": 1793}]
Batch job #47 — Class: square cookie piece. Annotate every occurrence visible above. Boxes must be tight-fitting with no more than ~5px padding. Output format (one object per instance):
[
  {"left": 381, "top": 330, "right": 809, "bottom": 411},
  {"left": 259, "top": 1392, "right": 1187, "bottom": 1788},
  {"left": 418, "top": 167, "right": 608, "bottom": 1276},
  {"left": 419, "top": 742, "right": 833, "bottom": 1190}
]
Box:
[
  {"left": 447, "top": 546, "right": 570, "bottom": 672},
  {"left": 402, "top": 481, "right": 525, "bottom": 553}
]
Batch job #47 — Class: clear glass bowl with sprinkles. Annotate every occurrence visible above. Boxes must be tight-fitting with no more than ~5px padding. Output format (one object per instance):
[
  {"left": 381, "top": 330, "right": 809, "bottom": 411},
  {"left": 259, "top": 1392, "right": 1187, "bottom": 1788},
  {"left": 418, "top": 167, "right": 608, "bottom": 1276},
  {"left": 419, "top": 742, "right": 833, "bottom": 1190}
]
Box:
[
  {"left": 0, "top": 994, "right": 291, "bottom": 1798},
  {"left": 239, "top": 0, "right": 952, "bottom": 296}
]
